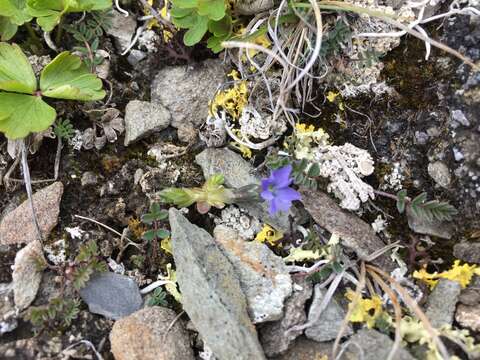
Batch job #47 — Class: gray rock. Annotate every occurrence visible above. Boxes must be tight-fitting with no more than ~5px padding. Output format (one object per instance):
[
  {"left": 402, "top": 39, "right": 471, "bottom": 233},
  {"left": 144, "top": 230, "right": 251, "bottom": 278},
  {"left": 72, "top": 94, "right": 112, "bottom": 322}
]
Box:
[
  {"left": 455, "top": 304, "right": 480, "bottom": 332},
  {"left": 259, "top": 280, "right": 313, "bottom": 357},
  {"left": 127, "top": 49, "right": 147, "bottom": 66},
  {"left": 406, "top": 205, "right": 453, "bottom": 239},
  {"left": 107, "top": 10, "right": 137, "bottom": 52},
  {"left": 454, "top": 242, "right": 480, "bottom": 264},
  {"left": 81, "top": 171, "right": 98, "bottom": 186},
  {"left": 427, "top": 161, "right": 451, "bottom": 188},
  {"left": 195, "top": 148, "right": 290, "bottom": 232},
  {"left": 273, "top": 337, "right": 333, "bottom": 360},
  {"left": 305, "top": 285, "right": 352, "bottom": 342},
  {"left": 213, "top": 225, "right": 292, "bottom": 323},
  {"left": 415, "top": 131, "right": 429, "bottom": 145},
  {"left": 124, "top": 100, "right": 171, "bottom": 146},
  {"left": 12, "top": 241, "right": 45, "bottom": 310},
  {"left": 344, "top": 329, "right": 415, "bottom": 360},
  {"left": 110, "top": 306, "right": 194, "bottom": 360},
  {"left": 0, "top": 182, "right": 64, "bottom": 245},
  {"left": 151, "top": 59, "right": 225, "bottom": 128},
  {"left": 300, "top": 188, "right": 394, "bottom": 270},
  {"left": 425, "top": 279, "right": 461, "bottom": 328},
  {"left": 79, "top": 272, "right": 143, "bottom": 320},
  {"left": 234, "top": 0, "right": 274, "bottom": 14},
  {"left": 169, "top": 208, "right": 266, "bottom": 360},
  {"left": 0, "top": 283, "right": 17, "bottom": 335},
  {"left": 451, "top": 109, "right": 470, "bottom": 127}
]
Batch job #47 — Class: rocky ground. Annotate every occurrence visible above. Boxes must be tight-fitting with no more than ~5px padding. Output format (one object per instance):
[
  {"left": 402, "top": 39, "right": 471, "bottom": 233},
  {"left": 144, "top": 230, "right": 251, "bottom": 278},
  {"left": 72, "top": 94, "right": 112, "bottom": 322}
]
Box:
[{"left": 0, "top": 0, "right": 480, "bottom": 359}]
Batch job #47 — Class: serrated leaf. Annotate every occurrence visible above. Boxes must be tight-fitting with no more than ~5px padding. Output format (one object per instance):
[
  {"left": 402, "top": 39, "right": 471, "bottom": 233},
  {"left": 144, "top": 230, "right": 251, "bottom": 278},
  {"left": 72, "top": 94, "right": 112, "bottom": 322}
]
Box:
[
  {"left": 173, "top": 0, "right": 198, "bottom": 9},
  {"left": 411, "top": 192, "right": 427, "bottom": 208},
  {"left": 0, "top": 17, "right": 18, "bottom": 41},
  {"left": 0, "top": 93, "right": 56, "bottom": 139},
  {"left": 0, "top": 42, "right": 36, "bottom": 93},
  {"left": 0, "top": 0, "right": 31, "bottom": 25},
  {"left": 183, "top": 15, "right": 208, "bottom": 46},
  {"left": 197, "top": 0, "right": 225, "bottom": 20},
  {"left": 40, "top": 52, "right": 105, "bottom": 101},
  {"left": 208, "top": 15, "right": 231, "bottom": 37}
]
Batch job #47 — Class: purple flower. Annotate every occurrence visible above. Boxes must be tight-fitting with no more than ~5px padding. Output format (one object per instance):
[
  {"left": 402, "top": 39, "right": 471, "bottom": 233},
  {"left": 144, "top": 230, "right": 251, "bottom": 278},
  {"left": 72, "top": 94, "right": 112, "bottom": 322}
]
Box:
[{"left": 261, "top": 165, "right": 301, "bottom": 215}]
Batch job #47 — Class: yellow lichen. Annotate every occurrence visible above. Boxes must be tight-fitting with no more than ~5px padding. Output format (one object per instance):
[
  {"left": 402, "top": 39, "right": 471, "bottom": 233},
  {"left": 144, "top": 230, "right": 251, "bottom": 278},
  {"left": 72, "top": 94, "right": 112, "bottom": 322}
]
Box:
[
  {"left": 255, "top": 224, "right": 283, "bottom": 246},
  {"left": 413, "top": 260, "right": 480, "bottom": 289},
  {"left": 210, "top": 70, "right": 248, "bottom": 119},
  {"left": 345, "top": 289, "right": 386, "bottom": 328},
  {"left": 160, "top": 237, "right": 172, "bottom": 255},
  {"left": 128, "top": 217, "right": 145, "bottom": 239}
]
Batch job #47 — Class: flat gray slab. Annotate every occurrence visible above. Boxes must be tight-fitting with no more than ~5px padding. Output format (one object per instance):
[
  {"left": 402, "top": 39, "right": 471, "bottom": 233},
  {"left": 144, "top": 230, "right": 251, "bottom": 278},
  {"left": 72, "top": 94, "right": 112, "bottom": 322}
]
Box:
[
  {"left": 169, "top": 208, "right": 266, "bottom": 360},
  {"left": 80, "top": 272, "right": 143, "bottom": 320}
]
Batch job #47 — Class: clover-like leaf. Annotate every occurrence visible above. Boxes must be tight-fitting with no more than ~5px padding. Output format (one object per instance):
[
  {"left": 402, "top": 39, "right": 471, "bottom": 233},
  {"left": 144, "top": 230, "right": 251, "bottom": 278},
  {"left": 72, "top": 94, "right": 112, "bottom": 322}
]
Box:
[
  {"left": 0, "top": 0, "right": 31, "bottom": 25},
  {"left": 183, "top": 15, "right": 208, "bottom": 46},
  {"left": 0, "top": 17, "right": 18, "bottom": 41},
  {"left": 208, "top": 15, "right": 231, "bottom": 37},
  {"left": 27, "top": 0, "right": 111, "bottom": 31},
  {"left": 173, "top": 0, "right": 198, "bottom": 9},
  {"left": 197, "top": 0, "right": 225, "bottom": 21},
  {"left": 40, "top": 52, "right": 105, "bottom": 101},
  {"left": 0, "top": 42, "right": 36, "bottom": 94},
  {"left": 0, "top": 93, "right": 56, "bottom": 139}
]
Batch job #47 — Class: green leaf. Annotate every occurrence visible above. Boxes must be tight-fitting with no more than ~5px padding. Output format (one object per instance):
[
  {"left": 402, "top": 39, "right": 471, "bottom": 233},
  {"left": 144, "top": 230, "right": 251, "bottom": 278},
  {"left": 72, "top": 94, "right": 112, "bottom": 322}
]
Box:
[
  {"left": 172, "top": 0, "right": 198, "bottom": 9},
  {"left": 396, "top": 189, "right": 407, "bottom": 214},
  {"left": 0, "top": 0, "right": 31, "bottom": 25},
  {"left": 170, "top": 6, "right": 194, "bottom": 18},
  {"left": 141, "top": 213, "right": 156, "bottom": 225},
  {"left": 0, "top": 93, "right": 56, "bottom": 139},
  {"left": 156, "top": 229, "right": 170, "bottom": 239},
  {"left": 172, "top": 11, "right": 197, "bottom": 28},
  {"left": 0, "top": 17, "right": 18, "bottom": 40},
  {"left": 197, "top": 0, "right": 225, "bottom": 20},
  {"left": 208, "top": 15, "right": 231, "bottom": 37},
  {"left": 40, "top": 52, "right": 105, "bottom": 101},
  {"left": 183, "top": 15, "right": 208, "bottom": 46},
  {"left": 206, "top": 174, "right": 224, "bottom": 186},
  {"left": 307, "top": 163, "right": 320, "bottom": 177},
  {"left": 0, "top": 42, "right": 36, "bottom": 93},
  {"left": 27, "top": 0, "right": 112, "bottom": 31},
  {"left": 160, "top": 188, "right": 196, "bottom": 207},
  {"left": 143, "top": 229, "right": 157, "bottom": 242}
]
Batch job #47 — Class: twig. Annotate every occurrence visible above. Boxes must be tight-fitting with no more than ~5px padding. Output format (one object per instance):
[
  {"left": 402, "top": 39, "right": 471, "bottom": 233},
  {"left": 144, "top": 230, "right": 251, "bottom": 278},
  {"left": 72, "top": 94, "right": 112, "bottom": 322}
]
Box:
[
  {"left": 43, "top": 31, "right": 58, "bottom": 52},
  {"left": 115, "top": 0, "right": 129, "bottom": 17},
  {"left": 21, "top": 140, "right": 44, "bottom": 245},
  {"left": 54, "top": 136, "right": 62, "bottom": 180},
  {"left": 140, "top": 280, "right": 176, "bottom": 294},
  {"left": 62, "top": 340, "right": 104, "bottom": 360},
  {"left": 74, "top": 215, "right": 141, "bottom": 250}
]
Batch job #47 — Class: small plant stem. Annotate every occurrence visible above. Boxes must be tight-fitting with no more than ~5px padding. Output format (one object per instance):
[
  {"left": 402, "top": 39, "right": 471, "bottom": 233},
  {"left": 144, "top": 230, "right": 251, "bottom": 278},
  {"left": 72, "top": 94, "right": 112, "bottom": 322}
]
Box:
[
  {"left": 55, "top": 17, "right": 64, "bottom": 46},
  {"left": 54, "top": 136, "right": 62, "bottom": 180},
  {"left": 24, "top": 23, "right": 42, "bottom": 51},
  {"left": 373, "top": 189, "right": 400, "bottom": 201},
  {"left": 21, "top": 140, "right": 44, "bottom": 245},
  {"left": 74, "top": 214, "right": 140, "bottom": 249}
]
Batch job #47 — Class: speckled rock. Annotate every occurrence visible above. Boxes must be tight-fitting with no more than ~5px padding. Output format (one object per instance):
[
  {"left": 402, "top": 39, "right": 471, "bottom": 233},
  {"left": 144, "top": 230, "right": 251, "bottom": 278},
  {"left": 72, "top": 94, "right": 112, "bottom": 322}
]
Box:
[
  {"left": 106, "top": 10, "right": 137, "bottom": 52},
  {"left": 0, "top": 182, "right": 63, "bottom": 245},
  {"left": 305, "top": 284, "right": 352, "bottom": 342},
  {"left": 301, "top": 188, "right": 394, "bottom": 270},
  {"left": 344, "top": 329, "right": 415, "bottom": 360},
  {"left": 151, "top": 59, "right": 225, "bottom": 128},
  {"left": 427, "top": 161, "right": 451, "bottom": 188},
  {"left": 273, "top": 337, "right": 333, "bottom": 360},
  {"left": 110, "top": 306, "right": 194, "bottom": 360},
  {"left": 169, "top": 208, "right": 266, "bottom": 360},
  {"left": 425, "top": 279, "right": 461, "bottom": 328},
  {"left": 455, "top": 304, "right": 480, "bottom": 332},
  {"left": 12, "top": 240, "right": 45, "bottom": 310},
  {"left": 214, "top": 225, "right": 292, "bottom": 323},
  {"left": 259, "top": 280, "right": 313, "bottom": 357},
  {"left": 124, "top": 100, "right": 171, "bottom": 146},
  {"left": 453, "top": 242, "right": 480, "bottom": 264}
]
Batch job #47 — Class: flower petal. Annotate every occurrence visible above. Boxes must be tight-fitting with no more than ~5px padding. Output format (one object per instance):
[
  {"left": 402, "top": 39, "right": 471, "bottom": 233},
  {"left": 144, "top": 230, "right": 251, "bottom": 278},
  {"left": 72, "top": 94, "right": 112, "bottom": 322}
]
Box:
[
  {"left": 276, "top": 187, "right": 301, "bottom": 202},
  {"left": 271, "top": 165, "right": 293, "bottom": 188},
  {"left": 261, "top": 189, "right": 275, "bottom": 201}
]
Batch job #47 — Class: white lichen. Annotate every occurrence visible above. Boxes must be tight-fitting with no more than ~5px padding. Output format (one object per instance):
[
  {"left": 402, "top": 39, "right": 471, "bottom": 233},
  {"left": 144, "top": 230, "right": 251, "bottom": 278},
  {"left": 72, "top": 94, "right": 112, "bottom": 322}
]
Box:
[
  {"left": 371, "top": 215, "right": 388, "bottom": 233},
  {"left": 381, "top": 162, "right": 405, "bottom": 191},
  {"left": 312, "top": 143, "right": 375, "bottom": 211},
  {"left": 239, "top": 107, "right": 286, "bottom": 140},
  {"left": 214, "top": 206, "right": 262, "bottom": 240}
]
